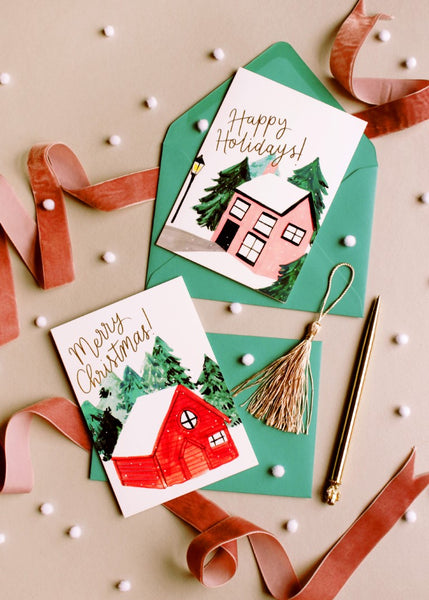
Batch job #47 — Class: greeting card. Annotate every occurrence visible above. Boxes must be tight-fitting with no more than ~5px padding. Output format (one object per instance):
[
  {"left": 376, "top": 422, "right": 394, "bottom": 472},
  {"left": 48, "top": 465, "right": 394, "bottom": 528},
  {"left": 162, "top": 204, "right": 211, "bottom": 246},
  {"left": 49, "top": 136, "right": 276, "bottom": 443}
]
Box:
[
  {"left": 157, "top": 67, "right": 366, "bottom": 303},
  {"left": 51, "top": 278, "right": 257, "bottom": 517}
]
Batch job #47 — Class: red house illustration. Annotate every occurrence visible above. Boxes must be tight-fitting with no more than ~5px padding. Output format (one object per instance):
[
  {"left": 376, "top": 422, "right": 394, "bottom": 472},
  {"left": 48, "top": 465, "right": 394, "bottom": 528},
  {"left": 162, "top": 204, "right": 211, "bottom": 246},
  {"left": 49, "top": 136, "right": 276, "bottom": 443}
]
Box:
[
  {"left": 211, "top": 174, "right": 316, "bottom": 279},
  {"left": 112, "top": 385, "right": 239, "bottom": 489}
]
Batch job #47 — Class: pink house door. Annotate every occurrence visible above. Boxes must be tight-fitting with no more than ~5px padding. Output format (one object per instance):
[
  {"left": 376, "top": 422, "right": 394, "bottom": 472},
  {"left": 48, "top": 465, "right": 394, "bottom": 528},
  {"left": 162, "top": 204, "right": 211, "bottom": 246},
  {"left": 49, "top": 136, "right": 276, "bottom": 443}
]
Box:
[{"left": 215, "top": 220, "right": 240, "bottom": 250}]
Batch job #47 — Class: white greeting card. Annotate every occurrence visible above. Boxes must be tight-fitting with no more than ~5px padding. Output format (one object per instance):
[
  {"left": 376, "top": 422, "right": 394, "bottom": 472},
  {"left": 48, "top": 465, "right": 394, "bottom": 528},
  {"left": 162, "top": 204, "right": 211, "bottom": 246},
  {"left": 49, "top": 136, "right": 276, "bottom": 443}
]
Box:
[
  {"left": 157, "top": 68, "right": 366, "bottom": 303},
  {"left": 51, "top": 278, "right": 257, "bottom": 517}
]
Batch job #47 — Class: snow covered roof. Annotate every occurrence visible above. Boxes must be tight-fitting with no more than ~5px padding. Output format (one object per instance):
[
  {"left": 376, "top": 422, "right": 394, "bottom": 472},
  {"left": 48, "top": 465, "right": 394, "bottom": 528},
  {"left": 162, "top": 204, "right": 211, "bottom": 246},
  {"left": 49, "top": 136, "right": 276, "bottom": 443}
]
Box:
[{"left": 235, "top": 174, "right": 309, "bottom": 215}]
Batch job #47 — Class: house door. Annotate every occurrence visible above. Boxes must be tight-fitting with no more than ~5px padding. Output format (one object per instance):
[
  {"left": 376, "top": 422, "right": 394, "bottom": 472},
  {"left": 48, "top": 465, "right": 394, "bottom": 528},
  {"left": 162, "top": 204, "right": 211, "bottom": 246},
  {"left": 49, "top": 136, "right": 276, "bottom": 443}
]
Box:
[
  {"left": 215, "top": 219, "right": 240, "bottom": 250},
  {"left": 180, "top": 441, "right": 209, "bottom": 480}
]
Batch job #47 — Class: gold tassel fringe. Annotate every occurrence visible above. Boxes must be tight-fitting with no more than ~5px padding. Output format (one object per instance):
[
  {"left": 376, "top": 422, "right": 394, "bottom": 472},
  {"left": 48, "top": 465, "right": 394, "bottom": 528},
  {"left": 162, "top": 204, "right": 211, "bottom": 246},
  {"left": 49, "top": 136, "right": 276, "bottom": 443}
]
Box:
[
  {"left": 231, "top": 263, "right": 355, "bottom": 436},
  {"left": 232, "top": 322, "right": 319, "bottom": 434}
]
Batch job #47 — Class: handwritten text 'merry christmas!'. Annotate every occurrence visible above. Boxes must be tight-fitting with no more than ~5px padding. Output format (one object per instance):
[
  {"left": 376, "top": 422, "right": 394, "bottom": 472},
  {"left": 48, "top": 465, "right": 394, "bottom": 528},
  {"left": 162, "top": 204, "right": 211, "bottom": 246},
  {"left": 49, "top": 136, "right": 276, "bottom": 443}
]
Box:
[
  {"left": 215, "top": 108, "right": 307, "bottom": 166},
  {"left": 67, "top": 309, "right": 152, "bottom": 394}
]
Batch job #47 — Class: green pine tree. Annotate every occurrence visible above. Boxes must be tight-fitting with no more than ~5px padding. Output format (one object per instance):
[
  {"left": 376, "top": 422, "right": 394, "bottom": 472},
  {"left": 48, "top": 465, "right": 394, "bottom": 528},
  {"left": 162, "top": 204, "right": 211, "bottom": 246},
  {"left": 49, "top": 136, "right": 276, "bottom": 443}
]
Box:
[
  {"left": 94, "top": 408, "right": 123, "bottom": 461},
  {"left": 193, "top": 157, "right": 251, "bottom": 230},
  {"left": 117, "top": 366, "right": 144, "bottom": 413},
  {"left": 259, "top": 255, "right": 307, "bottom": 303},
  {"left": 287, "top": 157, "right": 328, "bottom": 230},
  {"left": 141, "top": 336, "right": 195, "bottom": 393},
  {"left": 81, "top": 400, "right": 104, "bottom": 440},
  {"left": 196, "top": 355, "right": 241, "bottom": 426}
]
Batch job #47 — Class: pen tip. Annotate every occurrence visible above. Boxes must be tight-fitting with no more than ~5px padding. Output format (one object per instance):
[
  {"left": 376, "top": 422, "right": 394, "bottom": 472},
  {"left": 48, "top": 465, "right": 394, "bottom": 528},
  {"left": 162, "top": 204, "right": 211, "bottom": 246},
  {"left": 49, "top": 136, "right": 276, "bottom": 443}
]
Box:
[{"left": 324, "top": 482, "right": 341, "bottom": 505}]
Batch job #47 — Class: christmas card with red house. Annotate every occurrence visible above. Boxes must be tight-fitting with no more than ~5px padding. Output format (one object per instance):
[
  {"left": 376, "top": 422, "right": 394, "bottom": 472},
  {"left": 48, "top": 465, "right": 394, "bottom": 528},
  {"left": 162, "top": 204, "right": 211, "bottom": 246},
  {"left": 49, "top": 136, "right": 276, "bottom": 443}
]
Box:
[
  {"left": 157, "top": 67, "right": 367, "bottom": 302},
  {"left": 51, "top": 277, "right": 257, "bottom": 517}
]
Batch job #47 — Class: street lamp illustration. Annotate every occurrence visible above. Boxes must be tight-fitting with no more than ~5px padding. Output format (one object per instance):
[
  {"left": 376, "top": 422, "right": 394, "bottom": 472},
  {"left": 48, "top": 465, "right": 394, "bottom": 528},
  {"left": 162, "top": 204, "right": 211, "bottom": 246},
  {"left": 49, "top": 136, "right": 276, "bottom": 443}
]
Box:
[{"left": 171, "top": 155, "right": 205, "bottom": 223}]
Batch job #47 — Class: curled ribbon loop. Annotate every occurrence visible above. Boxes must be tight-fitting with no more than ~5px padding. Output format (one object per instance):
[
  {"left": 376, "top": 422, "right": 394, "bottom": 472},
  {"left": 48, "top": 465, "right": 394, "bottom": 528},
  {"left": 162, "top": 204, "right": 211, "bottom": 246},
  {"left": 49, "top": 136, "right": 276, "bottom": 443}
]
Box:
[
  {"left": 331, "top": 0, "right": 429, "bottom": 137},
  {"left": 0, "top": 143, "right": 159, "bottom": 346},
  {"left": 167, "top": 450, "right": 429, "bottom": 599},
  {"left": 0, "top": 397, "right": 91, "bottom": 494}
]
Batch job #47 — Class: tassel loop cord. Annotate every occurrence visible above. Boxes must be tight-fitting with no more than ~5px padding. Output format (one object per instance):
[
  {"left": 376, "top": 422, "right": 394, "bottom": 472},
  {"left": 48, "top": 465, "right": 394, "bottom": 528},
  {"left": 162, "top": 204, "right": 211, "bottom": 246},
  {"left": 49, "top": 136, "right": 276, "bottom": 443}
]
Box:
[{"left": 316, "top": 263, "right": 355, "bottom": 322}]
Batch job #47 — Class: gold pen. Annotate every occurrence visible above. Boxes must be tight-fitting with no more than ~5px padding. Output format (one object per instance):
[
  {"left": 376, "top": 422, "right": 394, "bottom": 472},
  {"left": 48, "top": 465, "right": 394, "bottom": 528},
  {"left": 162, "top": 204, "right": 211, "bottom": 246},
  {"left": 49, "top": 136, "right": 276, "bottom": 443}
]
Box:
[{"left": 324, "top": 296, "right": 380, "bottom": 505}]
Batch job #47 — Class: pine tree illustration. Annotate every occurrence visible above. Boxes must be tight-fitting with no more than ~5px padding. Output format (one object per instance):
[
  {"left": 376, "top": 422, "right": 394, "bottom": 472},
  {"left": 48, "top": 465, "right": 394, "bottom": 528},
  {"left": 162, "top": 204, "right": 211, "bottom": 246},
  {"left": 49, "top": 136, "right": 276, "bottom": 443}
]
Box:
[
  {"left": 196, "top": 355, "right": 241, "bottom": 426},
  {"left": 259, "top": 255, "right": 307, "bottom": 303},
  {"left": 193, "top": 157, "right": 251, "bottom": 230},
  {"left": 95, "top": 408, "right": 123, "bottom": 461},
  {"left": 141, "top": 336, "right": 195, "bottom": 393},
  {"left": 98, "top": 372, "right": 122, "bottom": 412},
  {"left": 117, "top": 366, "right": 144, "bottom": 413},
  {"left": 287, "top": 157, "right": 328, "bottom": 230}
]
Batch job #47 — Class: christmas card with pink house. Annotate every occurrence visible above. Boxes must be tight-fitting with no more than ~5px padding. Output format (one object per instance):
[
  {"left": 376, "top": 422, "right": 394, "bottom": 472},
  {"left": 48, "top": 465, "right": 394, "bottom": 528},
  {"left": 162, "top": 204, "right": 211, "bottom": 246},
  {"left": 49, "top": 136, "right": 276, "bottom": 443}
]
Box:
[
  {"left": 157, "top": 68, "right": 367, "bottom": 303},
  {"left": 51, "top": 278, "right": 257, "bottom": 517}
]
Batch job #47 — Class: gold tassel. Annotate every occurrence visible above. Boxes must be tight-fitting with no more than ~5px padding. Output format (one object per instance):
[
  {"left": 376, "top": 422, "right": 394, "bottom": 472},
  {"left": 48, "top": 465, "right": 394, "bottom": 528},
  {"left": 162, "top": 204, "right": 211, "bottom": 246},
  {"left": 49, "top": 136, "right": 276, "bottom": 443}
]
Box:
[{"left": 232, "top": 263, "right": 355, "bottom": 435}]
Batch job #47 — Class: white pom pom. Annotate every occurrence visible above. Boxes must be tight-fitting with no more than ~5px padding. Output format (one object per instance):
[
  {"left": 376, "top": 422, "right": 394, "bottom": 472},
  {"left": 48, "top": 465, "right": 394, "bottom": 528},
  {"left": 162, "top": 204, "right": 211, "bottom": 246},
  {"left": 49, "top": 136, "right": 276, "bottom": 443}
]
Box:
[
  {"left": 229, "top": 302, "right": 242, "bottom": 315},
  {"left": 403, "top": 509, "right": 417, "bottom": 523},
  {"left": 394, "top": 333, "right": 409, "bottom": 345},
  {"left": 102, "top": 251, "right": 116, "bottom": 264},
  {"left": 39, "top": 502, "right": 54, "bottom": 515},
  {"left": 42, "top": 198, "right": 56, "bottom": 211},
  {"left": 103, "top": 25, "right": 115, "bottom": 38},
  {"left": 271, "top": 464, "right": 285, "bottom": 478},
  {"left": 397, "top": 405, "right": 411, "bottom": 418},
  {"left": 419, "top": 192, "right": 429, "bottom": 204},
  {"left": 108, "top": 134, "right": 122, "bottom": 146},
  {"left": 286, "top": 518, "right": 299, "bottom": 533},
  {"left": 342, "top": 234, "right": 356, "bottom": 247},
  {"left": 404, "top": 56, "right": 417, "bottom": 69},
  {"left": 0, "top": 72, "right": 11, "bottom": 85},
  {"left": 241, "top": 353, "right": 255, "bottom": 366},
  {"left": 35, "top": 316, "right": 48, "bottom": 328},
  {"left": 212, "top": 48, "right": 225, "bottom": 60},
  {"left": 145, "top": 96, "right": 158, "bottom": 109},
  {"left": 116, "top": 580, "right": 132, "bottom": 592},
  {"left": 377, "top": 29, "right": 391, "bottom": 42},
  {"left": 68, "top": 525, "right": 82, "bottom": 539},
  {"left": 197, "top": 119, "right": 209, "bottom": 132},
  {"left": 0, "top": 533, "right": 6, "bottom": 544}
]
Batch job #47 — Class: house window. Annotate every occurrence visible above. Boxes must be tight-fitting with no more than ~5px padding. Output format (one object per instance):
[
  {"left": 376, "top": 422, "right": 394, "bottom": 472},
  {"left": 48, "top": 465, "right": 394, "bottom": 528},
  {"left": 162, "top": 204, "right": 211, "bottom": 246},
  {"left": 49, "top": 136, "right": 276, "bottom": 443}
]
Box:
[
  {"left": 208, "top": 430, "right": 227, "bottom": 447},
  {"left": 180, "top": 410, "right": 198, "bottom": 430},
  {"left": 282, "top": 223, "right": 306, "bottom": 246},
  {"left": 253, "top": 212, "right": 277, "bottom": 237},
  {"left": 229, "top": 197, "right": 250, "bottom": 221},
  {"left": 237, "top": 233, "right": 265, "bottom": 265}
]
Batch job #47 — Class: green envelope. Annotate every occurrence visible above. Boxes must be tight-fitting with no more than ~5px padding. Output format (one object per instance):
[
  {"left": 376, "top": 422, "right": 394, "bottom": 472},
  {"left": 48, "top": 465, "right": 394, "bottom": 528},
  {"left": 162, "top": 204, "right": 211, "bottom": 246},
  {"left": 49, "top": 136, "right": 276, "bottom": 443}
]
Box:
[
  {"left": 146, "top": 42, "right": 377, "bottom": 317},
  {"left": 90, "top": 333, "right": 322, "bottom": 499}
]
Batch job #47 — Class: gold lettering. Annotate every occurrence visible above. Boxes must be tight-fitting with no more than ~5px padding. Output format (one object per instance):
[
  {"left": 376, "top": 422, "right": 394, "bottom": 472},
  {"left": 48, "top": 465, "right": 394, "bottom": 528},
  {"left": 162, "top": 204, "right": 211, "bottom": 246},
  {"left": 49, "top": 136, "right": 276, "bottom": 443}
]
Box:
[{"left": 70, "top": 307, "right": 153, "bottom": 394}]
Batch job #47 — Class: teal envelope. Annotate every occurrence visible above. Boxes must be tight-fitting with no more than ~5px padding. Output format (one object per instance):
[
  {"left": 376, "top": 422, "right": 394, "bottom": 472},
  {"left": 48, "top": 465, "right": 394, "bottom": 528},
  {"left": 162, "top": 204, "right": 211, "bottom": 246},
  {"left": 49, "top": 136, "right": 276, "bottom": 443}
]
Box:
[
  {"left": 146, "top": 42, "right": 377, "bottom": 317},
  {"left": 90, "top": 333, "right": 322, "bottom": 499}
]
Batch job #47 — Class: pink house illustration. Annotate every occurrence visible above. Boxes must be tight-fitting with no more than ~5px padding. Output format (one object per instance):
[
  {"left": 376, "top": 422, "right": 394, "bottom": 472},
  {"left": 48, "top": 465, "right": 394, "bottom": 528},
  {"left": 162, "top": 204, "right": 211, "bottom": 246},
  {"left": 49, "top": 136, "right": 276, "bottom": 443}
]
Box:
[{"left": 211, "top": 174, "right": 316, "bottom": 279}]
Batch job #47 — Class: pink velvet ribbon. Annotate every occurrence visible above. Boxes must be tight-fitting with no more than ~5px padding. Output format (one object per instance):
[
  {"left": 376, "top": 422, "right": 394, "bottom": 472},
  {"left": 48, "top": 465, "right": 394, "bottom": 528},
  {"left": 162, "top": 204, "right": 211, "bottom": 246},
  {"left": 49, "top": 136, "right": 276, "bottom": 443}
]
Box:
[
  {"left": 0, "top": 143, "right": 159, "bottom": 346},
  {"left": 331, "top": 0, "right": 429, "bottom": 137},
  {"left": 1, "top": 397, "right": 428, "bottom": 599},
  {"left": 0, "top": 397, "right": 92, "bottom": 494}
]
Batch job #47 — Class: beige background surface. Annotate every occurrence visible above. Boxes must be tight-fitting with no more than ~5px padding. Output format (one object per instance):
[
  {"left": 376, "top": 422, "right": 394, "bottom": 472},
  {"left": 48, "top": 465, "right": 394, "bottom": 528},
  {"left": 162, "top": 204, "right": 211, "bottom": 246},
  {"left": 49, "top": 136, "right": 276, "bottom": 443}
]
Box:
[{"left": 1, "top": 1, "right": 428, "bottom": 598}]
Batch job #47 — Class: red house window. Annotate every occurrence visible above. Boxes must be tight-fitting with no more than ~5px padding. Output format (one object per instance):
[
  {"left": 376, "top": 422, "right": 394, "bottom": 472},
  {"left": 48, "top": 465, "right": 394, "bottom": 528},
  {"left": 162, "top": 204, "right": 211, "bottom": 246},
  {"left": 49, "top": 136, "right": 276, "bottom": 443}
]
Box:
[
  {"left": 229, "top": 197, "right": 250, "bottom": 221},
  {"left": 237, "top": 233, "right": 265, "bottom": 265},
  {"left": 180, "top": 410, "right": 198, "bottom": 430},
  {"left": 282, "top": 223, "right": 306, "bottom": 246},
  {"left": 208, "top": 430, "right": 227, "bottom": 447},
  {"left": 253, "top": 212, "right": 277, "bottom": 237}
]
